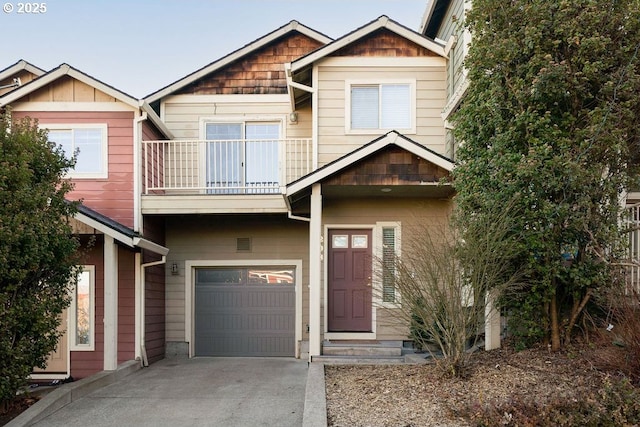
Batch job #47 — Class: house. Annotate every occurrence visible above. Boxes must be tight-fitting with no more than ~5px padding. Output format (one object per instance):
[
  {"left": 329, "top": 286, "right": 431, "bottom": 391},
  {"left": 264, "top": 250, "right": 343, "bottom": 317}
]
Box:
[
  {"left": 142, "top": 16, "right": 455, "bottom": 360},
  {"left": 0, "top": 63, "right": 171, "bottom": 379}
]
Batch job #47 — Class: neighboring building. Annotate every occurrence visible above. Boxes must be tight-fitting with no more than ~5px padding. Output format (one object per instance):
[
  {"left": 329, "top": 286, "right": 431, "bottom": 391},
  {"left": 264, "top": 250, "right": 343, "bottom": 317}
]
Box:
[{"left": 0, "top": 63, "right": 170, "bottom": 379}]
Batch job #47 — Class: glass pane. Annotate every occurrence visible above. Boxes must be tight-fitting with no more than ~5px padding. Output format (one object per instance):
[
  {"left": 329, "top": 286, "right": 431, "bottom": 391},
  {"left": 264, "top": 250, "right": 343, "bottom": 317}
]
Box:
[
  {"left": 351, "top": 86, "right": 379, "bottom": 129},
  {"left": 352, "top": 235, "right": 368, "bottom": 248},
  {"left": 197, "top": 268, "right": 243, "bottom": 285},
  {"left": 76, "top": 270, "right": 91, "bottom": 346},
  {"left": 382, "top": 228, "right": 396, "bottom": 303},
  {"left": 381, "top": 84, "right": 411, "bottom": 129},
  {"left": 332, "top": 235, "right": 348, "bottom": 248},
  {"left": 206, "top": 124, "right": 243, "bottom": 190},
  {"left": 48, "top": 130, "right": 73, "bottom": 160},
  {"left": 73, "top": 129, "right": 103, "bottom": 173},
  {"left": 245, "top": 123, "right": 279, "bottom": 191},
  {"left": 248, "top": 268, "right": 294, "bottom": 284}
]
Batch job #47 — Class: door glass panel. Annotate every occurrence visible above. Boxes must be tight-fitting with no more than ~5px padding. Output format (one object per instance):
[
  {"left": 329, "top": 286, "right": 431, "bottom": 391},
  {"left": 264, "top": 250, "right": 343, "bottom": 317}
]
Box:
[
  {"left": 332, "top": 235, "right": 348, "bottom": 248},
  {"left": 248, "top": 268, "right": 294, "bottom": 284},
  {"left": 245, "top": 123, "right": 279, "bottom": 192},
  {"left": 197, "top": 268, "right": 243, "bottom": 285},
  {"left": 352, "top": 235, "right": 368, "bottom": 248},
  {"left": 206, "top": 123, "right": 242, "bottom": 192}
]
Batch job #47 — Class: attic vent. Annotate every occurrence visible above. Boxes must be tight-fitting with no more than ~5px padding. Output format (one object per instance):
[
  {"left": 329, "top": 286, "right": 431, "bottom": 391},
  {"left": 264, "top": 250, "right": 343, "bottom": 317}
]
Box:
[{"left": 236, "top": 237, "right": 251, "bottom": 252}]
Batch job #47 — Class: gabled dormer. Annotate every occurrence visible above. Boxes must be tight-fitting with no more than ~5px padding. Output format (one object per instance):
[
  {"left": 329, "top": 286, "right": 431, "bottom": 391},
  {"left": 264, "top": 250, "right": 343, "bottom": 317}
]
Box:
[{"left": 0, "top": 59, "right": 44, "bottom": 96}]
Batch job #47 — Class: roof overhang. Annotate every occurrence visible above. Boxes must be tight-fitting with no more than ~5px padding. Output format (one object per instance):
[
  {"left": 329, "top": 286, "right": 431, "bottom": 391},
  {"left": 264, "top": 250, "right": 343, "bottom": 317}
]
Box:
[
  {"left": 286, "top": 131, "right": 454, "bottom": 198},
  {"left": 420, "top": 0, "right": 453, "bottom": 39},
  {"left": 0, "top": 59, "right": 45, "bottom": 82},
  {"left": 74, "top": 205, "right": 169, "bottom": 256},
  {"left": 144, "top": 20, "right": 332, "bottom": 104}
]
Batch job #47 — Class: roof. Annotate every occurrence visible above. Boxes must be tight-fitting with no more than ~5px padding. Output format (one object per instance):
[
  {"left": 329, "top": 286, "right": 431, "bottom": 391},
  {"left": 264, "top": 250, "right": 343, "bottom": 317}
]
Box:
[
  {"left": 420, "top": 0, "right": 453, "bottom": 39},
  {"left": 288, "top": 15, "right": 447, "bottom": 75},
  {"left": 75, "top": 204, "right": 169, "bottom": 256},
  {"left": 144, "top": 20, "right": 333, "bottom": 104},
  {"left": 0, "top": 63, "right": 173, "bottom": 139},
  {"left": 0, "top": 59, "right": 45, "bottom": 82},
  {"left": 286, "top": 131, "right": 454, "bottom": 197}
]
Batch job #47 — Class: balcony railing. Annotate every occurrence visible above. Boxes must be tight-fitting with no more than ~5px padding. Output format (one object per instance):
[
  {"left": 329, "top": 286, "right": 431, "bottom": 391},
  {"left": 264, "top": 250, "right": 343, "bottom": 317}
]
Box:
[{"left": 142, "top": 138, "right": 313, "bottom": 195}]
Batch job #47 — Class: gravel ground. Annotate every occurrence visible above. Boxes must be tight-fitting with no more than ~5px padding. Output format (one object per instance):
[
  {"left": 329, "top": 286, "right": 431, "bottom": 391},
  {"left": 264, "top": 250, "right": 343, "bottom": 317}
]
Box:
[{"left": 324, "top": 345, "right": 621, "bottom": 427}]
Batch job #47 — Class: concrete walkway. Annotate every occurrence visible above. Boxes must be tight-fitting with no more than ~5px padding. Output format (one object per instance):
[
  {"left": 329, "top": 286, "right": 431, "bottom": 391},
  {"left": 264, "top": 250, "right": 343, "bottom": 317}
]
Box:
[{"left": 9, "top": 357, "right": 324, "bottom": 427}]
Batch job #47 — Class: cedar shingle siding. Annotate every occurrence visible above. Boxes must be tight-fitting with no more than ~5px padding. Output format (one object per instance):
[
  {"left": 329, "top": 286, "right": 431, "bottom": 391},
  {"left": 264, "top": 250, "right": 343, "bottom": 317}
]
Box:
[
  {"left": 330, "top": 29, "right": 437, "bottom": 58},
  {"left": 176, "top": 33, "right": 324, "bottom": 95}
]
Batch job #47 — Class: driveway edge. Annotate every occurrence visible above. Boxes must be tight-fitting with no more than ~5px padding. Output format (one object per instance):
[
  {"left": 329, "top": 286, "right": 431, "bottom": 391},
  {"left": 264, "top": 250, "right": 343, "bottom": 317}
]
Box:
[
  {"left": 7, "top": 360, "right": 142, "bottom": 427},
  {"left": 303, "top": 362, "right": 327, "bottom": 427}
]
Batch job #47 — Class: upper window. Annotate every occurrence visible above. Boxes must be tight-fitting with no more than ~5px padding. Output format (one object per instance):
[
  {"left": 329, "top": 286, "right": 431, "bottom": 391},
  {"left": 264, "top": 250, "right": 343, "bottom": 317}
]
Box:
[
  {"left": 347, "top": 81, "right": 415, "bottom": 133},
  {"left": 46, "top": 124, "right": 108, "bottom": 179}
]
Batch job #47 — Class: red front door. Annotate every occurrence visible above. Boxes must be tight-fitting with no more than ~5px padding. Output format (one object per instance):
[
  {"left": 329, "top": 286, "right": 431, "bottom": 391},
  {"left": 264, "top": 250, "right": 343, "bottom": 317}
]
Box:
[{"left": 328, "top": 229, "right": 372, "bottom": 332}]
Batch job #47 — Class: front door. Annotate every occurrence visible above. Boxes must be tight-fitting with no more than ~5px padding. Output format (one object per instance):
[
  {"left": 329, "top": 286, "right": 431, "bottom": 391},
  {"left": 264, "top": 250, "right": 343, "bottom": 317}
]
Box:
[
  {"left": 328, "top": 229, "right": 373, "bottom": 332},
  {"left": 32, "top": 309, "right": 68, "bottom": 377}
]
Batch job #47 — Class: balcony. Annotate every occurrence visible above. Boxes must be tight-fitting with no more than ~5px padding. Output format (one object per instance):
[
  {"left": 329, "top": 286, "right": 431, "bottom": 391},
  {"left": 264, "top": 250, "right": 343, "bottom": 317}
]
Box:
[{"left": 141, "top": 138, "right": 312, "bottom": 214}]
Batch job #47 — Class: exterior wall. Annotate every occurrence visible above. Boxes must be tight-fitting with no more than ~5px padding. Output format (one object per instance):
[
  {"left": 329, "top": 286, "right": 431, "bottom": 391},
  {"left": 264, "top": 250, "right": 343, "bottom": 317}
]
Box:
[
  {"left": 21, "top": 75, "right": 117, "bottom": 102},
  {"left": 69, "top": 237, "right": 137, "bottom": 378},
  {"left": 12, "top": 110, "right": 136, "bottom": 227},
  {"left": 437, "top": 0, "right": 467, "bottom": 100},
  {"left": 321, "top": 197, "right": 452, "bottom": 340},
  {"left": 315, "top": 59, "right": 447, "bottom": 166},
  {"left": 164, "top": 214, "right": 309, "bottom": 348},
  {"left": 142, "top": 215, "right": 167, "bottom": 363}
]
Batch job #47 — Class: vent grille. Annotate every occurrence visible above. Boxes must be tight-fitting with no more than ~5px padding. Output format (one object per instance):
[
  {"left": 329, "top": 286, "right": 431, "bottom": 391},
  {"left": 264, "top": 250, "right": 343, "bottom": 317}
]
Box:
[{"left": 236, "top": 237, "right": 251, "bottom": 252}]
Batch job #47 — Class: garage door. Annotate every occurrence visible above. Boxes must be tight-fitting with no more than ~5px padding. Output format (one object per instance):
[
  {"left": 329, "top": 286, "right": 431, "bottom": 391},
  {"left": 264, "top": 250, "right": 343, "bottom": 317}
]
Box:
[{"left": 194, "top": 267, "right": 295, "bottom": 357}]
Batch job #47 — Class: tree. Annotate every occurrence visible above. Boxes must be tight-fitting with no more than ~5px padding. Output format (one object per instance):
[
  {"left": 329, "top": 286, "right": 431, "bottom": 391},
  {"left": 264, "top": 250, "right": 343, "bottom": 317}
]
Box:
[
  {"left": 452, "top": 0, "right": 640, "bottom": 350},
  {"left": 0, "top": 113, "right": 80, "bottom": 407}
]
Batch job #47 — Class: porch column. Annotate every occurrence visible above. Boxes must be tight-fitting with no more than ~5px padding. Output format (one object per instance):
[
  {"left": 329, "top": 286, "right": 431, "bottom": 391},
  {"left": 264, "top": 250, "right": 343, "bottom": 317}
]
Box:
[
  {"left": 309, "top": 183, "right": 323, "bottom": 359},
  {"left": 484, "top": 289, "right": 501, "bottom": 350},
  {"left": 104, "top": 235, "right": 119, "bottom": 370}
]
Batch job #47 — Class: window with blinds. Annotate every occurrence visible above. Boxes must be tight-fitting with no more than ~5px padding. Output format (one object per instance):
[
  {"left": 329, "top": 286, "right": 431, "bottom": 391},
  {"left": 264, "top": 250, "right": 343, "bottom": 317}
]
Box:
[{"left": 351, "top": 83, "right": 411, "bottom": 131}]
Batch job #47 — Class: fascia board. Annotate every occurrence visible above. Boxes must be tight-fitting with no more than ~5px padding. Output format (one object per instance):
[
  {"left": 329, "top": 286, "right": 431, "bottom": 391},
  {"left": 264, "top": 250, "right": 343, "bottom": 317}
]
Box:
[{"left": 74, "top": 211, "right": 136, "bottom": 249}]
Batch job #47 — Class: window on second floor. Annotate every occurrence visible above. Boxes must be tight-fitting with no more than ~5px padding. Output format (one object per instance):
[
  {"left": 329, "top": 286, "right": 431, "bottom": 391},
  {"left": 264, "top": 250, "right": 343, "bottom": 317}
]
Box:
[
  {"left": 46, "top": 124, "right": 108, "bottom": 179},
  {"left": 347, "top": 80, "right": 415, "bottom": 134},
  {"left": 204, "top": 121, "right": 280, "bottom": 193}
]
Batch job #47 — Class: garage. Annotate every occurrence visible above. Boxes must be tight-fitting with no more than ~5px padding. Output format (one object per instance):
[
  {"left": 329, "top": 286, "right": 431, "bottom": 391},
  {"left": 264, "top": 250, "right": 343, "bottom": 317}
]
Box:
[{"left": 194, "top": 266, "right": 296, "bottom": 357}]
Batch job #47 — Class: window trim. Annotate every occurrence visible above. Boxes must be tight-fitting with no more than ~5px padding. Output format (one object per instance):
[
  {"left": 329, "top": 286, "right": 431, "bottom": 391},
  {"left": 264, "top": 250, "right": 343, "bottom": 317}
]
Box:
[
  {"left": 69, "top": 265, "right": 95, "bottom": 351},
  {"left": 43, "top": 123, "right": 109, "bottom": 179},
  {"left": 345, "top": 79, "right": 416, "bottom": 135}
]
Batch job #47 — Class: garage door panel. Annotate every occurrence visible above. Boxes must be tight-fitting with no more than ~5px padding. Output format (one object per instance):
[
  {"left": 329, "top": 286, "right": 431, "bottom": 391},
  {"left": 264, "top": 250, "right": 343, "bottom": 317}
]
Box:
[{"left": 195, "top": 268, "right": 295, "bottom": 357}]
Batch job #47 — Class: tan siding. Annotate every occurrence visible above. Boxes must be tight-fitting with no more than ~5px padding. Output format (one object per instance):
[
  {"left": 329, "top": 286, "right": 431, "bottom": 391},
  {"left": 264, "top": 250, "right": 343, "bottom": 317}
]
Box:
[
  {"left": 316, "top": 63, "right": 447, "bottom": 166},
  {"left": 322, "top": 197, "right": 452, "bottom": 340},
  {"left": 24, "top": 76, "right": 117, "bottom": 102},
  {"left": 164, "top": 215, "right": 309, "bottom": 343},
  {"left": 0, "top": 70, "right": 40, "bottom": 96},
  {"left": 437, "top": 0, "right": 467, "bottom": 101}
]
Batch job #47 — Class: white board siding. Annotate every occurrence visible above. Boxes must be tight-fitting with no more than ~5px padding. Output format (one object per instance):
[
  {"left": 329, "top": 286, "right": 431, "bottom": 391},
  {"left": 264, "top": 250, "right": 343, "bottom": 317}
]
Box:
[
  {"left": 316, "top": 64, "right": 447, "bottom": 167},
  {"left": 164, "top": 215, "right": 309, "bottom": 343},
  {"left": 437, "top": 0, "right": 467, "bottom": 102}
]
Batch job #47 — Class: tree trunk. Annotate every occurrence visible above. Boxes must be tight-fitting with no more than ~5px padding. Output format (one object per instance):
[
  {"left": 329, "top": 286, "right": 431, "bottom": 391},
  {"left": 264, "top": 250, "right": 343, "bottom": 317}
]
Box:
[
  {"left": 564, "top": 290, "right": 592, "bottom": 345},
  {"left": 550, "top": 291, "right": 561, "bottom": 351}
]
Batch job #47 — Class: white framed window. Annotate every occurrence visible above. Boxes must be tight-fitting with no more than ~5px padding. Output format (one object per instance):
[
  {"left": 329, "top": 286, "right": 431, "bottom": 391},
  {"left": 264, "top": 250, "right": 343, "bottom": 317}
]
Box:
[
  {"left": 346, "top": 80, "right": 416, "bottom": 134},
  {"left": 375, "top": 222, "right": 402, "bottom": 306},
  {"left": 45, "top": 124, "right": 108, "bottom": 179},
  {"left": 70, "top": 266, "right": 95, "bottom": 351}
]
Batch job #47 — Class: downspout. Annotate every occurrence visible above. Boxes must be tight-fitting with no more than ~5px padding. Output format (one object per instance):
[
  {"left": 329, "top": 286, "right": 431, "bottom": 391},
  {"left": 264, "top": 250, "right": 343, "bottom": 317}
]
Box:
[{"left": 138, "top": 255, "right": 167, "bottom": 367}]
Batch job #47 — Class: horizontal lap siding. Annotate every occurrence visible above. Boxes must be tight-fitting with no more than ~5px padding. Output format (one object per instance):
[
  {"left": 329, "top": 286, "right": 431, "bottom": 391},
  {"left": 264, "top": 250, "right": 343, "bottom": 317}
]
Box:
[
  {"left": 322, "top": 198, "right": 452, "bottom": 341},
  {"left": 117, "top": 247, "right": 136, "bottom": 364},
  {"left": 164, "top": 215, "right": 308, "bottom": 343},
  {"left": 142, "top": 215, "right": 166, "bottom": 363},
  {"left": 437, "top": 0, "right": 467, "bottom": 99},
  {"left": 13, "top": 110, "right": 136, "bottom": 228},
  {"left": 316, "top": 64, "right": 447, "bottom": 167}
]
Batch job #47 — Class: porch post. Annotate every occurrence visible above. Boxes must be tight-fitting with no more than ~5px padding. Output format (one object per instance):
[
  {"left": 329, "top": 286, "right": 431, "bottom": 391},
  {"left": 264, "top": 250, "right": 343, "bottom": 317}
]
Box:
[
  {"left": 104, "top": 235, "right": 119, "bottom": 370},
  {"left": 309, "top": 183, "right": 322, "bottom": 359},
  {"left": 484, "top": 289, "right": 501, "bottom": 350}
]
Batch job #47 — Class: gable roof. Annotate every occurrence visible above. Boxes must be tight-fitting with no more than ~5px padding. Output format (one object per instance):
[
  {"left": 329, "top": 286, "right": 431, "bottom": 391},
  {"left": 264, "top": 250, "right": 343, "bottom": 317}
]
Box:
[
  {"left": 0, "top": 63, "right": 173, "bottom": 139},
  {"left": 420, "top": 0, "right": 453, "bottom": 39},
  {"left": 286, "top": 131, "right": 454, "bottom": 197},
  {"left": 75, "top": 204, "right": 169, "bottom": 256},
  {"left": 288, "top": 15, "right": 446, "bottom": 75},
  {"left": 144, "top": 20, "right": 332, "bottom": 104},
  {"left": 0, "top": 59, "right": 45, "bottom": 83}
]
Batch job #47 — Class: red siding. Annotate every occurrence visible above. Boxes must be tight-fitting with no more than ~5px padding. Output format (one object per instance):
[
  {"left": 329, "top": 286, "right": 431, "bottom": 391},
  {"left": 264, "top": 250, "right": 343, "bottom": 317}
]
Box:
[
  {"left": 141, "top": 121, "right": 165, "bottom": 195},
  {"left": 13, "top": 110, "right": 136, "bottom": 228},
  {"left": 142, "top": 215, "right": 166, "bottom": 363},
  {"left": 117, "top": 246, "right": 136, "bottom": 364}
]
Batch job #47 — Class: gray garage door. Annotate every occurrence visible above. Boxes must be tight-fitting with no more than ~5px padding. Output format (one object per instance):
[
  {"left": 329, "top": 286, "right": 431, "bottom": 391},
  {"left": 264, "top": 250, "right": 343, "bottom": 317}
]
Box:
[{"left": 194, "top": 267, "right": 295, "bottom": 357}]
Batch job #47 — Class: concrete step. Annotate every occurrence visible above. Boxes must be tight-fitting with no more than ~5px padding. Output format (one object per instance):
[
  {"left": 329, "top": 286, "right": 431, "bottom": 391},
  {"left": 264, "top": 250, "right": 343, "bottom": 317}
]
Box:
[
  {"left": 311, "top": 354, "right": 407, "bottom": 365},
  {"left": 322, "top": 340, "right": 403, "bottom": 357}
]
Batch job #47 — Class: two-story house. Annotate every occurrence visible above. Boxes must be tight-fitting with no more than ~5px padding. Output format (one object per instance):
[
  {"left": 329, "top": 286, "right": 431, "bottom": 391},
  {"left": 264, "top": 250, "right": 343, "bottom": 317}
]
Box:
[
  {"left": 142, "top": 16, "right": 454, "bottom": 361},
  {"left": 0, "top": 62, "right": 171, "bottom": 379}
]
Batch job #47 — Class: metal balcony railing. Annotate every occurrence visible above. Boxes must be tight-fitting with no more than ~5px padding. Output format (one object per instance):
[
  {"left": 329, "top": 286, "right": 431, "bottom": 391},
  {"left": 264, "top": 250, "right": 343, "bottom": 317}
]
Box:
[{"left": 142, "top": 138, "right": 313, "bottom": 195}]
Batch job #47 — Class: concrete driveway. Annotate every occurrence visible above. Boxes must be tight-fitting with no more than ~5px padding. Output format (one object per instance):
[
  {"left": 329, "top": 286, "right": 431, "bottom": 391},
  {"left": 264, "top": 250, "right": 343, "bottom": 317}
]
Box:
[{"left": 27, "top": 358, "right": 310, "bottom": 427}]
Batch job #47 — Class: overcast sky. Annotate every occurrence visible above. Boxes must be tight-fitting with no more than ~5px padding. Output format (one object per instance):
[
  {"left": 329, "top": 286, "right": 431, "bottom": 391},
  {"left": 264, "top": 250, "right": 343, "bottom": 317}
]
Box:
[{"left": 0, "top": 0, "right": 428, "bottom": 98}]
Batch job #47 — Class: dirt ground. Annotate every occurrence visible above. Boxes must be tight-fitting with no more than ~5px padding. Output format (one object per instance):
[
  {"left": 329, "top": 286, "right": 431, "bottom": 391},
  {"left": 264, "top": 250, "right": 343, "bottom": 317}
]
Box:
[{"left": 325, "top": 344, "right": 636, "bottom": 427}]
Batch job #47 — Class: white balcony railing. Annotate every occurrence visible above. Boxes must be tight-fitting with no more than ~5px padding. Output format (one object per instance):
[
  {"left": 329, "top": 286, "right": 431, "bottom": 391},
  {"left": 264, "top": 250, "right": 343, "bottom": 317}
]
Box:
[{"left": 142, "top": 138, "right": 313, "bottom": 195}]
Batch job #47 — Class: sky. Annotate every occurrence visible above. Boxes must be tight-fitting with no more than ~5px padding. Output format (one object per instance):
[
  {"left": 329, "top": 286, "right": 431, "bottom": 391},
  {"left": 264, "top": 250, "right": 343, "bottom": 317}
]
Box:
[{"left": 0, "top": 0, "right": 428, "bottom": 98}]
